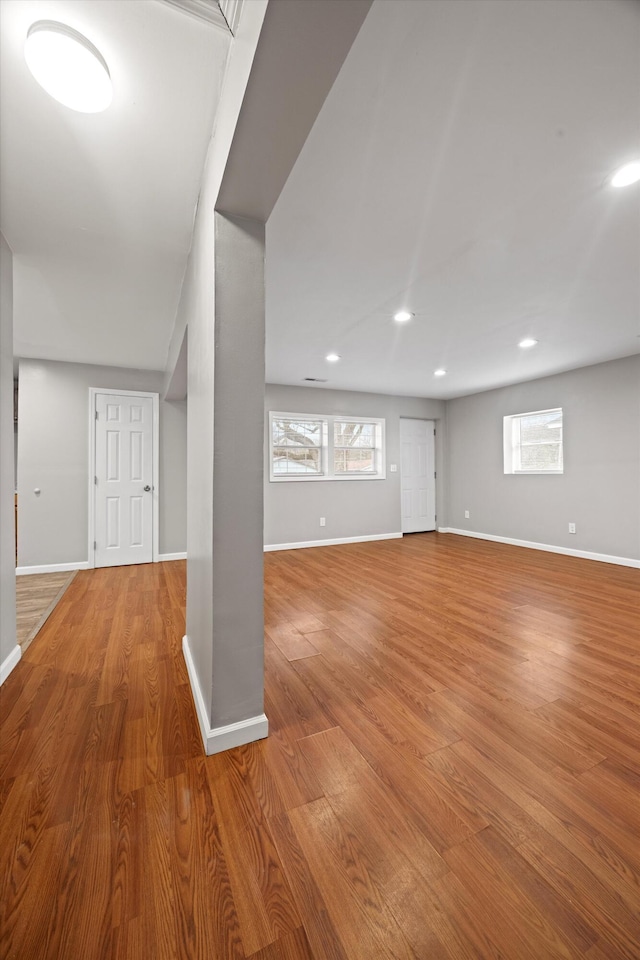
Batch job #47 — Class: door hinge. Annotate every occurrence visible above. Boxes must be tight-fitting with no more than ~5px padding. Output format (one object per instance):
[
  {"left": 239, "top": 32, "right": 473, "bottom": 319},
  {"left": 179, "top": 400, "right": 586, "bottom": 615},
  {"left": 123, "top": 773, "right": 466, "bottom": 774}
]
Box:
[
  {"left": 434, "top": 471, "right": 437, "bottom": 479},
  {"left": 94, "top": 476, "right": 97, "bottom": 485},
  {"left": 433, "top": 427, "right": 436, "bottom": 436},
  {"left": 93, "top": 540, "right": 97, "bottom": 550},
  {"left": 95, "top": 410, "right": 99, "bottom": 420}
]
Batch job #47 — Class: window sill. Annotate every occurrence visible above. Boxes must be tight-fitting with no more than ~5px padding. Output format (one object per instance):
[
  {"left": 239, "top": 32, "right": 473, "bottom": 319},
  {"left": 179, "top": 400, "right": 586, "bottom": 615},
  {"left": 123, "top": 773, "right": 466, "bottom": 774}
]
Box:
[{"left": 270, "top": 473, "right": 386, "bottom": 483}]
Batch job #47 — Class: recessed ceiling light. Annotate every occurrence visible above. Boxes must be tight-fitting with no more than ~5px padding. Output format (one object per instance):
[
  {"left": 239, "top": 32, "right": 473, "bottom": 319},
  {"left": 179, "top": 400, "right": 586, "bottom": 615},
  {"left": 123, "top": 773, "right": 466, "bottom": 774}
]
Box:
[
  {"left": 394, "top": 311, "right": 413, "bottom": 323},
  {"left": 25, "top": 21, "right": 112, "bottom": 113},
  {"left": 611, "top": 161, "right": 640, "bottom": 188},
  {"left": 325, "top": 353, "right": 341, "bottom": 362},
  {"left": 518, "top": 338, "right": 538, "bottom": 348},
  {"left": 434, "top": 368, "right": 447, "bottom": 377}
]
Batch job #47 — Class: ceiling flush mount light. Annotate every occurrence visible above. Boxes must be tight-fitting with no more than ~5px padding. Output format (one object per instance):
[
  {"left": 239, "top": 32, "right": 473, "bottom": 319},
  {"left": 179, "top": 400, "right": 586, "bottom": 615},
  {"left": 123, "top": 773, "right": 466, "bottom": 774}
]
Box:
[
  {"left": 393, "top": 310, "right": 414, "bottom": 323},
  {"left": 25, "top": 21, "right": 112, "bottom": 113},
  {"left": 518, "top": 338, "right": 538, "bottom": 348},
  {"left": 611, "top": 161, "right": 640, "bottom": 188},
  {"left": 434, "top": 368, "right": 447, "bottom": 377},
  {"left": 325, "top": 353, "right": 341, "bottom": 363}
]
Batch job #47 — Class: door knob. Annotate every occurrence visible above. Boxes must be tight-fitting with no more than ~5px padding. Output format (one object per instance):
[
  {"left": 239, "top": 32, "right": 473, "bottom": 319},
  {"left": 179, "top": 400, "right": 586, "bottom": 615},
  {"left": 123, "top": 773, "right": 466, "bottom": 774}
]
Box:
[{"left": 144, "top": 485, "right": 151, "bottom": 492}]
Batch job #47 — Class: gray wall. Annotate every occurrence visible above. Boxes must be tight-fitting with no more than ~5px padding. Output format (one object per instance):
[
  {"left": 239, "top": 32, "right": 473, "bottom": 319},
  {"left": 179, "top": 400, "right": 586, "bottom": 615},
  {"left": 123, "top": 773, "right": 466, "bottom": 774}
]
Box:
[
  {"left": 159, "top": 397, "right": 187, "bottom": 555},
  {"left": 264, "top": 383, "right": 446, "bottom": 546},
  {"left": 17, "top": 359, "right": 187, "bottom": 567},
  {"left": 446, "top": 355, "right": 640, "bottom": 561},
  {"left": 210, "top": 213, "right": 265, "bottom": 726},
  {"left": 184, "top": 147, "right": 216, "bottom": 721},
  {"left": 0, "top": 233, "right": 17, "bottom": 666}
]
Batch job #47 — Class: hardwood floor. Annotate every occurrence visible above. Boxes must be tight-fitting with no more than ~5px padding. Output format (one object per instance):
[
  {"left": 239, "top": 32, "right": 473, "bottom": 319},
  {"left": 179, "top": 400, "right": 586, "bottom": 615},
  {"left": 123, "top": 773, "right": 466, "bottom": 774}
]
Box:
[
  {"left": 1, "top": 534, "right": 639, "bottom": 959},
  {"left": 15, "top": 571, "right": 77, "bottom": 651}
]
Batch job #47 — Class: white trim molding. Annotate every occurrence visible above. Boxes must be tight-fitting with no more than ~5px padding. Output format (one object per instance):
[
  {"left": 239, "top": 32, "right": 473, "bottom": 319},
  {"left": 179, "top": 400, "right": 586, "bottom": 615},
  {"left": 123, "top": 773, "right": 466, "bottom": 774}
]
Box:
[
  {"left": 156, "top": 0, "right": 232, "bottom": 32},
  {"left": 0, "top": 644, "right": 21, "bottom": 685},
  {"left": 264, "top": 532, "right": 403, "bottom": 552},
  {"left": 157, "top": 552, "right": 187, "bottom": 562},
  {"left": 182, "top": 635, "right": 269, "bottom": 755},
  {"left": 16, "top": 561, "right": 89, "bottom": 576},
  {"left": 438, "top": 528, "right": 640, "bottom": 569}
]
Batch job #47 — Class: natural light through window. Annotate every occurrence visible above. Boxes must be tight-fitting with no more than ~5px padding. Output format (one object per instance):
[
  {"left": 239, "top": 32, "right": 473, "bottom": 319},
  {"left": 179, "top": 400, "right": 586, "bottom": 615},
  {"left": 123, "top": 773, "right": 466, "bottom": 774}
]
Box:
[
  {"left": 503, "top": 408, "right": 563, "bottom": 474},
  {"left": 271, "top": 417, "right": 325, "bottom": 476},
  {"left": 270, "top": 412, "right": 385, "bottom": 481},
  {"left": 334, "top": 421, "right": 376, "bottom": 474}
]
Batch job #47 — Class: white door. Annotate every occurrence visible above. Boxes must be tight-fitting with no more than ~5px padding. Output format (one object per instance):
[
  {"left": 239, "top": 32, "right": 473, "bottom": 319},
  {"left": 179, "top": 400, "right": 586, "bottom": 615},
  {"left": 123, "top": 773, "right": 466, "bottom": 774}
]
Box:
[
  {"left": 94, "top": 393, "right": 154, "bottom": 567},
  {"left": 400, "top": 418, "right": 436, "bottom": 533}
]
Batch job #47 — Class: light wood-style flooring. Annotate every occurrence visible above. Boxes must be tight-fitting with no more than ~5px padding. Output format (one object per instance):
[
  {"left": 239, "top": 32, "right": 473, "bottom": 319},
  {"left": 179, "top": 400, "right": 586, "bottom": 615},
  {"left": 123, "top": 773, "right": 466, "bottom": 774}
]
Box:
[
  {"left": 1, "top": 534, "right": 639, "bottom": 959},
  {"left": 15, "top": 571, "right": 77, "bottom": 652}
]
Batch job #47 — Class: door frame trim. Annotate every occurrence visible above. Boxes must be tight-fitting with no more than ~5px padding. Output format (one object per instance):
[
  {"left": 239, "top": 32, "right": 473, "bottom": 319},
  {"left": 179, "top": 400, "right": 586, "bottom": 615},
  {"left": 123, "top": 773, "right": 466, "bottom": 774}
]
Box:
[{"left": 88, "top": 388, "right": 160, "bottom": 569}]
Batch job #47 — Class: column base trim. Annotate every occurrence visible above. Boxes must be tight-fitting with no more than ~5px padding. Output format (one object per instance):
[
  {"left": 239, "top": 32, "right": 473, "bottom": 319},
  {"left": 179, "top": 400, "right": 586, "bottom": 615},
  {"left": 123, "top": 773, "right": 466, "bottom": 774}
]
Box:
[
  {"left": 0, "top": 644, "right": 21, "bottom": 685},
  {"left": 182, "top": 635, "right": 268, "bottom": 755}
]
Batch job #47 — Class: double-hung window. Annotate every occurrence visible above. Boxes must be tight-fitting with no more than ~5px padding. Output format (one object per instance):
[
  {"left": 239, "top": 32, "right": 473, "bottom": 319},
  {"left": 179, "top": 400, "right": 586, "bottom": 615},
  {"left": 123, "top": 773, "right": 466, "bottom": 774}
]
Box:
[
  {"left": 269, "top": 411, "right": 385, "bottom": 481},
  {"left": 503, "top": 408, "right": 563, "bottom": 474},
  {"left": 271, "top": 416, "right": 326, "bottom": 477},
  {"left": 333, "top": 420, "right": 377, "bottom": 475}
]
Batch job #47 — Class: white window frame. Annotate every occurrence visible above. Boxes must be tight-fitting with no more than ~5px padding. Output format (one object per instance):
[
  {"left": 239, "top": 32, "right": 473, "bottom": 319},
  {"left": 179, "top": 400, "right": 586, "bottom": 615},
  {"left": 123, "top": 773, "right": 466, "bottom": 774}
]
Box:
[
  {"left": 269, "top": 411, "right": 386, "bottom": 482},
  {"left": 503, "top": 407, "right": 563, "bottom": 475}
]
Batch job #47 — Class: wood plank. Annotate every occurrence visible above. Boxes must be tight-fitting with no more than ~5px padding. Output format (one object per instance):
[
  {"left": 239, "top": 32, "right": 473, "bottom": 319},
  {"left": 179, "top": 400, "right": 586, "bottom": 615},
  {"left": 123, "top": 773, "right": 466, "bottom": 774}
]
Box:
[{"left": 285, "top": 798, "right": 419, "bottom": 959}]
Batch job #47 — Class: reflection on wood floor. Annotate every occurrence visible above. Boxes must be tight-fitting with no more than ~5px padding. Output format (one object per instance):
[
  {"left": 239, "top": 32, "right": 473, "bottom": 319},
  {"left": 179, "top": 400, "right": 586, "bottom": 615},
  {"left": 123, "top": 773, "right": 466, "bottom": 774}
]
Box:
[
  {"left": 1, "top": 536, "right": 639, "bottom": 959},
  {"left": 15, "top": 570, "right": 77, "bottom": 652}
]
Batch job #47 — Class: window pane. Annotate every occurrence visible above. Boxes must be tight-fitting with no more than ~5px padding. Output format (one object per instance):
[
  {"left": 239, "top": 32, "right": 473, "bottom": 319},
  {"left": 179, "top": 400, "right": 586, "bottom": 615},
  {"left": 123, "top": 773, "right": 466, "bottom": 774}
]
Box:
[
  {"left": 334, "top": 448, "right": 374, "bottom": 473},
  {"left": 519, "top": 442, "right": 562, "bottom": 471},
  {"left": 272, "top": 418, "right": 322, "bottom": 447},
  {"left": 334, "top": 421, "right": 376, "bottom": 448},
  {"left": 273, "top": 446, "right": 321, "bottom": 474},
  {"left": 519, "top": 411, "right": 562, "bottom": 444}
]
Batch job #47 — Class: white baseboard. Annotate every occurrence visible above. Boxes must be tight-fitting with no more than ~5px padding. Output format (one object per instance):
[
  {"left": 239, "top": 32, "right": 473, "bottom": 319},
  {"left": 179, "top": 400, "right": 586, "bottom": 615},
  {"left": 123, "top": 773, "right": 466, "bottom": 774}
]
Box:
[
  {"left": 0, "top": 644, "right": 21, "bottom": 685},
  {"left": 182, "top": 635, "right": 268, "bottom": 755},
  {"left": 157, "top": 552, "right": 187, "bottom": 562},
  {"left": 264, "top": 531, "right": 403, "bottom": 553},
  {"left": 16, "top": 561, "right": 90, "bottom": 576},
  {"left": 439, "top": 528, "right": 640, "bottom": 569}
]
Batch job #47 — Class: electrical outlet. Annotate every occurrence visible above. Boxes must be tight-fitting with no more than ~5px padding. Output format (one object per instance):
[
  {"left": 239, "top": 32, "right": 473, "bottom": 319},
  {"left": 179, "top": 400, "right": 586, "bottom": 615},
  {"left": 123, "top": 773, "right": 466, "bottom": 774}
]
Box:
[
  {"left": 568, "top": 522, "right": 576, "bottom": 534},
  {"left": 320, "top": 517, "right": 326, "bottom": 527},
  {"left": 390, "top": 464, "right": 397, "bottom": 472},
  {"left": 464, "top": 510, "right": 470, "bottom": 519}
]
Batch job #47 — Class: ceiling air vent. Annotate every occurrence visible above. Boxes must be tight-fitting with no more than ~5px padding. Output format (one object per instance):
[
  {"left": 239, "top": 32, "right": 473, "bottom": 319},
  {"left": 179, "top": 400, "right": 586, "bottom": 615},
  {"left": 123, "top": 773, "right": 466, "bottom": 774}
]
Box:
[{"left": 303, "top": 378, "right": 328, "bottom": 383}]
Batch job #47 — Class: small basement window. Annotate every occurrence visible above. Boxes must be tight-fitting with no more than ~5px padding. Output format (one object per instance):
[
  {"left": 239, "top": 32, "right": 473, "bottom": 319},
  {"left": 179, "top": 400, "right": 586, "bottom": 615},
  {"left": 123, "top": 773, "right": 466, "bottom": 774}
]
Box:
[{"left": 503, "top": 408, "right": 563, "bottom": 474}]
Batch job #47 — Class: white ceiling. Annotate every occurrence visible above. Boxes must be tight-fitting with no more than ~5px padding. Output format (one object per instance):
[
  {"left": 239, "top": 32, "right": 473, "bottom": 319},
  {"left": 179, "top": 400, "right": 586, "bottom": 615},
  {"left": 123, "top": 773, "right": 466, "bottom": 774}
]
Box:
[
  {"left": 1, "top": 0, "right": 230, "bottom": 370},
  {"left": 2, "top": 0, "right": 638, "bottom": 398},
  {"left": 266, "top": 0, "right": 640, "bottom": 399}
]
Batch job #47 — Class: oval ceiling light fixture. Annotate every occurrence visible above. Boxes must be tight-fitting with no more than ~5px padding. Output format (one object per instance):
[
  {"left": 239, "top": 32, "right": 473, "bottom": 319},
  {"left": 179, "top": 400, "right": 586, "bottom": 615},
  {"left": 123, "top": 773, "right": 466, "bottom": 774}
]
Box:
[
  {"left": 518, "top": 338, "right": 538, "bottom": 348},
  {"left": 393, "top": 310, "right": 414, "bottom": 323},
  {"left": 434, "top": 368, "right": 447, "bottom": 377},
  {"left": 25, "top": 21, "right": 112, "bottom": 113},
  {"left": 611, "top": 161, "right": 640, "bottom": 188},
  {"left": 325, "top": 353, "right": 341, "bottom": 362}
]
